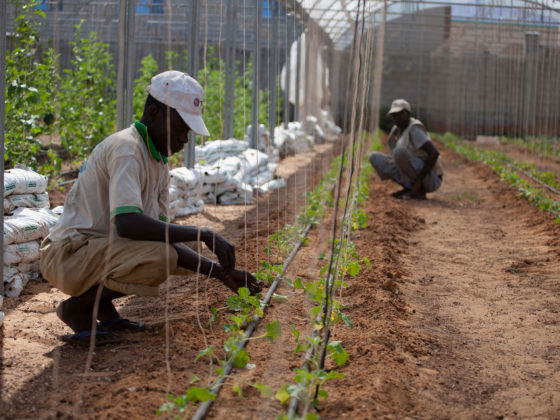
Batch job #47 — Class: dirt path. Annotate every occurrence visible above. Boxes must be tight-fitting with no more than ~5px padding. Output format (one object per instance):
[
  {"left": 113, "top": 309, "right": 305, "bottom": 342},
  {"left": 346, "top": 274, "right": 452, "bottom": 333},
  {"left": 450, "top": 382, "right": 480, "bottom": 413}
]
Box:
[{"left": 400, "top": 148, "right": 560, "bottom": 418}]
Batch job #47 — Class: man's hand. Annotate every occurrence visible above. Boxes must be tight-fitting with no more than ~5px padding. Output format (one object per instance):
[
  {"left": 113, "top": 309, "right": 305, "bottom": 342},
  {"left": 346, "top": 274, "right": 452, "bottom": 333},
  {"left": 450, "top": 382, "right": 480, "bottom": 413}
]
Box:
[
  {"left": 220, "top": 269, "right": 263, "bottom": 295},
  {"left": 202, "top": 229, "right": 236, "bottom": 274},
  {"left": 410, "top": 179, "right": 425, "bottom": 199}
]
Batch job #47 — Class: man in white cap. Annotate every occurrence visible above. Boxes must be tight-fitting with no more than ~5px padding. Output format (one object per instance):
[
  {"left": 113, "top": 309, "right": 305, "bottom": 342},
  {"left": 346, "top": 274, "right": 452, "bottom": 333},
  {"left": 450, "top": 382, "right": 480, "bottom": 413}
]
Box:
[
  {"left": 370, "top": 99, "right": 443, "bottom": 199},
  {"left": 40, "top": 71, "right": 261, "bottom": 346}
]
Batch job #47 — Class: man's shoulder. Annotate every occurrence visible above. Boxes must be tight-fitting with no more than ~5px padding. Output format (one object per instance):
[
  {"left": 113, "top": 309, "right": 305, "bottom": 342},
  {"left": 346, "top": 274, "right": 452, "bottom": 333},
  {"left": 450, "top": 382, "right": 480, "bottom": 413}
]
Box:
[{"left": 97, "top": 126, "right": 143, "bottom": 156}]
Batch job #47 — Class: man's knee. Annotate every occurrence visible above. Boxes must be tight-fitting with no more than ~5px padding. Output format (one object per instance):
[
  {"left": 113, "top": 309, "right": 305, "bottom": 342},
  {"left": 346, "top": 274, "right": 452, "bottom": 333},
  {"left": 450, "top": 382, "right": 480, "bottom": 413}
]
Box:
[
  {"left": 369, "top": 151, "right": 388, "bottom": 171},
  {"left": 392, "top": 147, "right": 410, "bottom": 166}
]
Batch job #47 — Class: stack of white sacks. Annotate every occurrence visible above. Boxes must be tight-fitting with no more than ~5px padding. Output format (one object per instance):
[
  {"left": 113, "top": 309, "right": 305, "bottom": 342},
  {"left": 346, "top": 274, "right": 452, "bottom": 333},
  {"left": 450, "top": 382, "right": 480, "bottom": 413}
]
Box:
[
  {"left": 164, "top": 116, "right": 341, "bottom": 221},
  {"left": 2, "top": 167, "right": 59, "bottom": 312},
  {"left": 167, "top": 137, "right": 285, "bottom": 220},
  {"left": 273, "top": 112, "right": 342, "bottom": 159}
]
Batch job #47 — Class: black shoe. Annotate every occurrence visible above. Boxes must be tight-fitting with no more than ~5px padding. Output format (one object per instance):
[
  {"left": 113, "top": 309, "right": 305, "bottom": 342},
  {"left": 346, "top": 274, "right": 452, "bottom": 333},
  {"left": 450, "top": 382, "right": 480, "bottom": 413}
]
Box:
[{"left": 391, "top": 188, "right": 411, "bottom": 198}]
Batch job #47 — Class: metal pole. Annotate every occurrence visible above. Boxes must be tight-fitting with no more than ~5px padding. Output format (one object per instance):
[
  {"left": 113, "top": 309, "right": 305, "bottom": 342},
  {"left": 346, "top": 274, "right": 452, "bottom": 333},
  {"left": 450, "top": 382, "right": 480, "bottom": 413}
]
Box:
[
  {"left": 524, "top": 31, "right": 539, "bottom": 139},
  {"left": 250, "top": 0, "right": 261, "bottom": 149},
  {"left": 294, "top": 32, "right": 301, "bottom": 122},
  {"left": 283, "top": 11, "right": 292, "bottom": 129},
  {"left": 224, "top": 2, "right": 237, "bottom": 139},
  {"left": 229, "top": 2, "right": 237, "bottom": 139},
  {"left": 224, "top": 3, "right": 232, "bottom": 139},
  {"left": 185, "top": 0, "right": 201, "bottom": 168},
  {"left": 116, "top": 0, "right": 127, "bottom": 130},
  {"left": 0, "top": 0, "right": 6, "bottom": 298},
  {"left": 125, "top": 0, "right": 136, "bottom": 125},
  {"left": 303, "top": 29, "right": 311, "bottom": 121},
  {"left": 269, "top": 2, "right": 279, "bottom": 145}
]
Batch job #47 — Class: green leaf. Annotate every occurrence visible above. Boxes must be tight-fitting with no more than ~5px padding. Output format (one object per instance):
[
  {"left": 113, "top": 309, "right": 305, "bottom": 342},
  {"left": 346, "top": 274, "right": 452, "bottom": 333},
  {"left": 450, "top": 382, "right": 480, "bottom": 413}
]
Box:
[
  {"left": 328, "top": 341, "right": 349, "bottom": 366},
  {"left": 190, "top": 374, "right": 201, "bottom": 384},
  {"left": 196, "top": 346, "right": 214, "bottom": 360},
  {"left": 232, "top": 384, "right": 243, "bottom": 397},
  {"left": 317, "top": 389, "right": 328, "bottom": 399},
  {"left": 185, "top": 386, "right": 217, "bottom": 402},
  {"left": 232, "top": 349, "right": 250, "bottom": 368},
  {"left": 266, "top": 320, "right": 281, "bottom": 341},
  {"left": 293, "top": 277, "right": 304, "bottom": 289},
  {"left": 347, "top": 260, "right": 361, "bottom": 276},
  {"left": 340, "top": 312, "right": 354, "bottom": 328},
  {"left": 272, "top": 293, "right": 289, "bottom": 303},
  {"left": 238, "top": 287, "right": 250, "bottom": 300},
  {"left": 275, "top": 385, "right": 291, "bottom": 404},
  {"left": 255, "top": 382, "right": 273, "bottom": 398},
  {"left": 290, "top": 324, "right": 300, "bottom": 341}
]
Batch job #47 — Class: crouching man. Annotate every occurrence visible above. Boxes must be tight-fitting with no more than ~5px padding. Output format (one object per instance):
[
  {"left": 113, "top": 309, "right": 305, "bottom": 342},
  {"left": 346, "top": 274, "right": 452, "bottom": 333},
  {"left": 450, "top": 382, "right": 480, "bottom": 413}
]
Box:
[
  {"left": 40, "top": 71, "right": 262, "bottom": 346},
  {"left": 370, "top": 99, "right": 443, "bottom": 199}
]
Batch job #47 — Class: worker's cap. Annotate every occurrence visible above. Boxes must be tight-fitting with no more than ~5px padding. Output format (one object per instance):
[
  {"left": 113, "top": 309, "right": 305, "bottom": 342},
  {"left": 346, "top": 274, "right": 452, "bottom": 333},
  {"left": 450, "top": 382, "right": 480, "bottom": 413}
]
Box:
[
  {"left": 386, "top": 98, "right": 412, "bottom": 116},
  {"left": 147, "top": 71, "right": 210, "bottom": 137}
]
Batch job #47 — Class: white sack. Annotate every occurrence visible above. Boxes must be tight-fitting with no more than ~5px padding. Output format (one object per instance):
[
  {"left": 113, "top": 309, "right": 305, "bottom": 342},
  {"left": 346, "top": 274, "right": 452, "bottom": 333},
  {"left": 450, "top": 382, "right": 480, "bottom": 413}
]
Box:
[
  {"left": 241, "top": 149, "right": 269, "bottom": 176},
  {"left": 3, "top": 207, "right": 58, "bottom": 245},
  {"left": 218, "top": 184, "right": 253, "bottom": 205},
  {"left": 257, "top": 178, "right": 286, "bottom": 194},
  {"left": 4, "top": 167, "right": 48, "bottom": 197},
  {"left": 4, "top": 192, "right": 50, "bottom": 213},
  {"left": 195, "top": 139, "right": 248, "bottom": 164},
  {"left": 169, "top": 185, "right": 180, "bottom": 202},
  {"left": 4, "top": 240, "right": 41, "bottom": 264},
  {"left": 170, "top": 167, "right": 201, "bottom": 190},
  {"left": 174, "top": 199, "right": 205, "bottom": 218},
  {"left": 5, "top": 273, "right": 29, "bottom": 298},
  {"left": 4, "top": 260, "right": 41, "bottom": 282},
  {"left": 52, "top": 206, "right": 64, "bottom": 216}
]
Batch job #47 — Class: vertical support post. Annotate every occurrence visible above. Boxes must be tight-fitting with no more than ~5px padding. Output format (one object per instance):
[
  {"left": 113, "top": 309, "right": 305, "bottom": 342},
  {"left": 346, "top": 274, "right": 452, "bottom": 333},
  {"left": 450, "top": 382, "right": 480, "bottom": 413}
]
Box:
[
  {"left": 294, "top": 31, "right": 302, "bottom": 122},
  {"left": 117, "top": 0, "right": 136, "bottom": 130},
  {"left": 116, "top": 0, "right": 127, "bottom": 130},
  {"left": 224, "top": 2, "right": 237, "bottom": 139},
  {"left": 250, "top": 0, "right": 261, "bottom": 149},
  {"left": 482, "top": 50, "right": 489, "bottom": 134},
  {"left": 125, "top": 0, "right": 136, "bottom": 125},
  {"left": 0, "top": 0, "right": 6, "bottom": 298},
  {"left": 283, "top": 11, "right": 292, "bottom": 129},
  {"left": 303, "top": 29, "right": 311, "bottom": 121},
  {"left": 269, "top": 2, "right": 279, "bottom": 145},
  {"left": 524, "top": 31, "right": 539, "bottom": 139},
  {"left": 229, "top": 3, "right": 237, "bottom": 138},
  {"left": 185, "top": 0, "right": 201, "bottom": 168}
]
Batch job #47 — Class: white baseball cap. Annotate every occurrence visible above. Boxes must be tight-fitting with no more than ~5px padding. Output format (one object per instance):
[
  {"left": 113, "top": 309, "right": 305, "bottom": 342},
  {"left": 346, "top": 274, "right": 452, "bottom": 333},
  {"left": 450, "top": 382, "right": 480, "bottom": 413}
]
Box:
[
  {"left": 387, "top": 98, "right": 412, "bottom": 116},
  {"left": 147, "top": 70, "right": 210, "bottom": 137}
]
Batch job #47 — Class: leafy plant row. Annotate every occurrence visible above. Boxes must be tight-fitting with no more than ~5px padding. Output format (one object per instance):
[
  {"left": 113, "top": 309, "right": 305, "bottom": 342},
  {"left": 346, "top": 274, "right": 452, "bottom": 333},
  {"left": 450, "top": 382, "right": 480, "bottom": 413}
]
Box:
[
  {"left": 275, "top": 137, "right": 377, "bottom": 420},
  {"left": 436, "top": 132, "right": 560, "bottom": 223},
  {"left": 158, "top": 133, "right": 381, "bottom": 419},
  {"left": 500, "top": 136, "right": 560, "bottom": 160},
  {"left": 6, "top": 0, "right": 280, "bottom": 177}
]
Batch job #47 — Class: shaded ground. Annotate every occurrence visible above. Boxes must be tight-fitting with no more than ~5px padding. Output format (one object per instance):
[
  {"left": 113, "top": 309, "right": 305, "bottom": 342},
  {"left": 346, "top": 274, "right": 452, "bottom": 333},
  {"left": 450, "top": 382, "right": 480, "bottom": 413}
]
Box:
[{"left": 2, "top": 140, "right": 560, "bottom": 419}]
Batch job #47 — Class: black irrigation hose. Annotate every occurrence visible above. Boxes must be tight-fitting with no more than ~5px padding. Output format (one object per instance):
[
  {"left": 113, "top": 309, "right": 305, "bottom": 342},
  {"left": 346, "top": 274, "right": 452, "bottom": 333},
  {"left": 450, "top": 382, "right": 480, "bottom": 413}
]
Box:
[
  {"left": 191, "top": 224, "right": 313, "bottom": 420},
  {"left": 507, "top": 163, "right": 560, "bottom": 196}
]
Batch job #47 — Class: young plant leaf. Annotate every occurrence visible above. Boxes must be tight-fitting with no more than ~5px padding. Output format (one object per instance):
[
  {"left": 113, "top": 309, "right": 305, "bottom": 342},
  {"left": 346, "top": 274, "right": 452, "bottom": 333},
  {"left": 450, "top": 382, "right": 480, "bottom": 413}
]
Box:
[
  {"left": 266, "top": 320, "right": 281, "bottom": 341},
  {"left": 232, "top": 349, "right": 250, "bottom": 368}
]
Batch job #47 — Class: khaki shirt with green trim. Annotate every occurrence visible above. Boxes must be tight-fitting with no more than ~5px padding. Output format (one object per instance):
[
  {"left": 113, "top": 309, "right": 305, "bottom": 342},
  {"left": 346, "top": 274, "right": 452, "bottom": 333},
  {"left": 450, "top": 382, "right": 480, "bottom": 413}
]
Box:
[{"left": 48, "top": 124, "right": 170, "bottom": 241}]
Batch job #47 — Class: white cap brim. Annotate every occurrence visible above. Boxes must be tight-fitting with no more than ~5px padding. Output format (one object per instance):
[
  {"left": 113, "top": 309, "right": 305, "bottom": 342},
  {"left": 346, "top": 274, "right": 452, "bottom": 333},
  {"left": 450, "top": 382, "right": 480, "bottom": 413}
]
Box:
[
  {"left": 177, "top": 109, "right": 210, "bottom": 137},
  {"left": 386, "top": 106, "right": 406, "bottom": 116}
]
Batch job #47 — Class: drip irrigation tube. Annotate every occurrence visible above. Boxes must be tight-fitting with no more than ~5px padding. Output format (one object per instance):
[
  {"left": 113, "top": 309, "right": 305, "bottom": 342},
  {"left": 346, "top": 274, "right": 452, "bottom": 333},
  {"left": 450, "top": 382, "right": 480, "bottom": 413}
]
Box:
[
  {"left": 508, "top": 163, "right": 560, "bottom": 196},
  {"left": 191, "top": 223, "right": 313, "bottom": 420}
]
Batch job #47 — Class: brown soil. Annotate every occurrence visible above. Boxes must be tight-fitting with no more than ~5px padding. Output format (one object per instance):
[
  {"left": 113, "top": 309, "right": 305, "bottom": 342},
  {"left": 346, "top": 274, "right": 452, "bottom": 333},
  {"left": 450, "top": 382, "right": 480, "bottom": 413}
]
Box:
[{"left": 2, "top": 140, "right": 560, "bottom": 419}]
